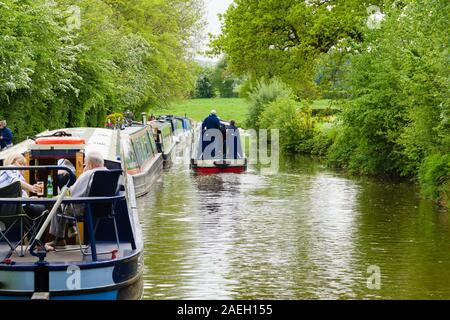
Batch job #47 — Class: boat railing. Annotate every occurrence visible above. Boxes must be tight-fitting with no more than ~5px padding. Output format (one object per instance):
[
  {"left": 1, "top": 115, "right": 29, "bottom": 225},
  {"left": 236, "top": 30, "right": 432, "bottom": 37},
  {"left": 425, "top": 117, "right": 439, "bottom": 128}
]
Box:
[
  {"left": 0, "top": 194, "right": 128, "bottom": 262},
  {"left": 0, "top": 166, "right": 131, "bottom": 262}
]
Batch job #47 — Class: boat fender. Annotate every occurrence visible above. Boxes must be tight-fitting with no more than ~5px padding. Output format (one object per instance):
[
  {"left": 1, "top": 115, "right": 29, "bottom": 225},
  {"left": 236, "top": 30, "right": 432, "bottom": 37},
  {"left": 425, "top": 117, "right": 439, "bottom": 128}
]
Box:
[{"left": 111, "top": 249, "right": 118, "bottom": 260}]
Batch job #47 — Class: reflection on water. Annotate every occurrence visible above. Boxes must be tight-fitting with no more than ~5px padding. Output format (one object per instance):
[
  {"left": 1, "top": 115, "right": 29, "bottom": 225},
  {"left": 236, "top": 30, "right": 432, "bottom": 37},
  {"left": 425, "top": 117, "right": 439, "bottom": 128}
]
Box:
[{"left": 138, "top": 152, "right": 450, "bottom": 299}]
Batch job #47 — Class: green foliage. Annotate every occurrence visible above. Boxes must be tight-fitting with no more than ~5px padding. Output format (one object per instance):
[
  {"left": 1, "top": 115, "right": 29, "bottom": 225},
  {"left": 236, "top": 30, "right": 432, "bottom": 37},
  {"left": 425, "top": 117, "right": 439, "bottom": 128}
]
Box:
[
  {"left": 259, "top": 97, "right": 315, "bottom": 153},
  {"left": 0, "top": 0, "right": 203, "bottom": 141},
  {"left": 106, "top": 113, "right": 125, "bottom": 126},
  {"left": 327, "top": 126, "right": 357, "bottom": 170},
  {"left": 211, "top": 58, "right": 241, "bottom": 98},
  {"left": 328, "top": 0, "right": 449, "bottom": 180},
  {"left": 246, "top": 78, "right": 294, "bottom": 130},
  {"left": 311, "top": 123, "right": 339, "bottom": 156},
  {"left": 419, "top": 154, "right": 450, "bottom": 206},
  {"left": 194, "top": 69, "right": 215, "bottom": 99},
  {"left": 210, "top": 0, "right": 381, "bottom": 99},
  {"left": 236, "top": 79, "right": 253, "bottom": 99},
  {"left": 154, "top": 98, "right": 249, "bottom": 126}
]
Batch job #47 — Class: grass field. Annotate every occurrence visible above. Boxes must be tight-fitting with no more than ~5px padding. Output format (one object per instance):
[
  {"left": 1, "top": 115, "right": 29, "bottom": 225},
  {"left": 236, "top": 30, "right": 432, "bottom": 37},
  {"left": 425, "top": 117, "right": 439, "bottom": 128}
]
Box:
[
  {"left": 151, "top": 98, "right": 333, "bottom": 126},
  {"left": 310, "top": 99, "right": 334, "bottom": 109},
  {"left": 152, "top": 98, "right": 250, "bottom": 125}
]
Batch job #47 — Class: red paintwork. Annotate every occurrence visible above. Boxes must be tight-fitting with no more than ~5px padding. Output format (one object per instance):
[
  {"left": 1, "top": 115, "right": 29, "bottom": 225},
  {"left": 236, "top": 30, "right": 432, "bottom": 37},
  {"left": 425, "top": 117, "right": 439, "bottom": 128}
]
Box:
[
  {"left": 35, "top": 137, "right": 86, "bottom": 145},
  {"left": 192, "top": 166, "right": 246, "bottom": 175}
]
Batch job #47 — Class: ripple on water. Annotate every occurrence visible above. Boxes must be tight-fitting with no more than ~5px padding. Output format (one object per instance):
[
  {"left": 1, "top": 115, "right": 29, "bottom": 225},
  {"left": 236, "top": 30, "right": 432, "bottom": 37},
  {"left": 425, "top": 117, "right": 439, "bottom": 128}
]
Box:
[{"left": 139, "top": 153, "right": 450, "bottom": 299}]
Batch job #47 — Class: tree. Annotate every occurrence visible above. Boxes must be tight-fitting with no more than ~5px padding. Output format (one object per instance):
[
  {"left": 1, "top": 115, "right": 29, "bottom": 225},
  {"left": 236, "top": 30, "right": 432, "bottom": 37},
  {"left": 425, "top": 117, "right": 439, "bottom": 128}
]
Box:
[
  {"left": 211, "top": 58, "right": 240, "bottom": 98},
  {"left": 0, "top": 0, "right": 204, "bottom": 141},
  {"left": 328, "top": 0, "right": 449, "bottom": 197},
  {"left": 210, "top": 0, "right": 382, "bottom": 99},
  {"left": 194, "top": 69, "right": 215, "bottom": 98}
]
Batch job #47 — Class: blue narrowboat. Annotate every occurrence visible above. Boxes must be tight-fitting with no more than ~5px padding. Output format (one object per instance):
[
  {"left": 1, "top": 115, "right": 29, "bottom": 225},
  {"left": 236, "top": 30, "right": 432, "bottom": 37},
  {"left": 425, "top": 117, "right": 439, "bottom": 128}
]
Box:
[
  {"left": 190, "top": 121, "right": 247, "bottom": 174},
  {"left": 0, "top": 127, "right": 158, "bottom": 300}
]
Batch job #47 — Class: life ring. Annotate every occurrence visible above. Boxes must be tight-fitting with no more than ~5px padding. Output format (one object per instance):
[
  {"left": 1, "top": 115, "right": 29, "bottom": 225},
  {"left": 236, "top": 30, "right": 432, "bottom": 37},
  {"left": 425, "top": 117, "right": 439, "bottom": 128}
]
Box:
[{"left": 35, "top": 137, "right": 85, "bottom": 145}]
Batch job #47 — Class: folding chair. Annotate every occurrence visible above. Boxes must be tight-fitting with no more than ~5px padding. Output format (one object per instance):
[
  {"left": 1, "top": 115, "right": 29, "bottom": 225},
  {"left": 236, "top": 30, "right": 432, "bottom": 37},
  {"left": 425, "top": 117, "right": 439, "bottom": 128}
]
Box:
[
  {"left": 60, "top": 170, "right": 122, "bottom": 257},
  {"left": 0, "top": 181, "right": 44, "bottom": 257}
]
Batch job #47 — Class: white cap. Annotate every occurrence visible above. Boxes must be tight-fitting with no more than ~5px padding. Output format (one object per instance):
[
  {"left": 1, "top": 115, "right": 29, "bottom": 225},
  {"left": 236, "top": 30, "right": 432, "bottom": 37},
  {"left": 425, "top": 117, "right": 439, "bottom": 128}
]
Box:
[{"left": 211, "top": 110, "right": 217, "bottom": 115}]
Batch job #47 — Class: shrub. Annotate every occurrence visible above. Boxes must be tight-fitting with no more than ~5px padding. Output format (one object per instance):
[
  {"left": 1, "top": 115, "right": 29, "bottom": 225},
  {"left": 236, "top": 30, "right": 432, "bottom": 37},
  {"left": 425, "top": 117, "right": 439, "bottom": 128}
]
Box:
[
  {"left": 310, "top": 131, "right": 333, "bottom": 157},
  {"left": 419, "top": 154, "right": 450, "bottom": 205},
  {"left": 246, "top": 78, "right": 294, "bottom": 130},
  {"left": 236, "top": 79, "right": 253, "bottom": 99},
  {"left": 327, "top": 126, "right": 358, "bottom": 170},
  {"left": 259, "top": 97, "right": 315, "bottom": 153}
]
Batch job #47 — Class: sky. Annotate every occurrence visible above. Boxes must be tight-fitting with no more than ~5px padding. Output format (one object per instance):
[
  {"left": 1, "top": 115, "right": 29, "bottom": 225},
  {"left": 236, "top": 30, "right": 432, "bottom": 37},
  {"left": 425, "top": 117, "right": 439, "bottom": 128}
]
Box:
[
  {"left": 205, "top": 0, "right": 234, "bottom": 36},
  {"left": 198, "top": 0, "right": 234, "bottom": 61}
]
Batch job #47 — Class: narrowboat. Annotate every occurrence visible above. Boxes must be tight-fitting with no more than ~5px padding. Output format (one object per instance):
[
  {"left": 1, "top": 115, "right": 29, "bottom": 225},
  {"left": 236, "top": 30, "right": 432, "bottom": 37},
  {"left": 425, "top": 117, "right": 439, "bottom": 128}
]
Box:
[
  {"left": 0, "top": 127, "right": 149, "bottom": 300},
  {"left": 190, "top": 121, "right": 247, "bottom": 174},
  {"left": 120, "top": 126, "right": 163, "bottom": 197},
  {"left": 157, "top": 115, "right": 193, "bottom": 142},
  {"left": 149, "top": 120, "right": 177, "bottom": 161}
]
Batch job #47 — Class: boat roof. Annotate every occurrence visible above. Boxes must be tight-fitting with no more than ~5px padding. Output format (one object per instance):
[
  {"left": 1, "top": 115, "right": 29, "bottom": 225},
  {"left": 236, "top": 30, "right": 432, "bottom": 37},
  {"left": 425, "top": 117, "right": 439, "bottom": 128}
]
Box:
[
  {"left": 0, "top": 139, "right": 35, "bottom": 161},
  {"left": 43, "top": 127, "right": 120, "bottom": 162},
  {"left": 0, "top": 128, "right": 120, "bottom": 162},
  {"left": 121, "top": 125, "right": 148, "bottom": 136},
  {"left": 149, "top": 120, "right": 171, "bottom": 129}
]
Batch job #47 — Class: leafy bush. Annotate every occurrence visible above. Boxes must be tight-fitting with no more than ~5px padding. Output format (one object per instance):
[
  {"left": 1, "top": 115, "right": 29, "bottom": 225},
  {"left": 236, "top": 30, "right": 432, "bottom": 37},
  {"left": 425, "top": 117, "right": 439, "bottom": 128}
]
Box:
[
  {"left": 259, "top": 97, "right": 315, "bottom": 153},
  {"left": 246, "top": 78, "right": 294, "bottom": 130},
  {"left": 419, "top": 154, "right": 450, "bottom": 205},
  {"left": 236, "top": 79, "right": 253, "bottom": 99},
  {"left": 211, "top": 58, "right": 241, "bottom": 98},
  {"left": 327, "top": 126, "right": 358, "bottom": 170},
  {"left": 310, "top": 123, "right": 339, "bottom": 157}
]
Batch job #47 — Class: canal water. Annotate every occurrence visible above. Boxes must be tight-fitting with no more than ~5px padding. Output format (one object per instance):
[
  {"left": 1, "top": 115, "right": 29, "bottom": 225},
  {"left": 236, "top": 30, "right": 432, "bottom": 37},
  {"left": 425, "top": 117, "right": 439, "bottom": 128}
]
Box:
[{"left": 138, "top": 148, "right": 450, "bottom": 299}]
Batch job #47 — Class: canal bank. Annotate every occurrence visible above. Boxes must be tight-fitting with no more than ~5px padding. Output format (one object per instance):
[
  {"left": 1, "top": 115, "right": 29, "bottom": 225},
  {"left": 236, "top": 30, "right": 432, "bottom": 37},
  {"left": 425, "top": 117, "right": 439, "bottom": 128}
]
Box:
[{"left": 138, "top": 151, "right": 450, "bottom": 299}]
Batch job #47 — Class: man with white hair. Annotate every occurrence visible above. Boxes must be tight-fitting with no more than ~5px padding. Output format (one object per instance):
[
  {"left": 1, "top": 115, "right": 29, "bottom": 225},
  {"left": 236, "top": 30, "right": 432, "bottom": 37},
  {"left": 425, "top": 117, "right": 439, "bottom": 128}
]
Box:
[
  {"left": 46, "top": 151, "right": 107, "bottom": 250},
  {"left": 0, "top": 120, "right": 13, "bottom": 151},
  {"left": 202, "top": 110, "right": 220, "bottom": 131}
]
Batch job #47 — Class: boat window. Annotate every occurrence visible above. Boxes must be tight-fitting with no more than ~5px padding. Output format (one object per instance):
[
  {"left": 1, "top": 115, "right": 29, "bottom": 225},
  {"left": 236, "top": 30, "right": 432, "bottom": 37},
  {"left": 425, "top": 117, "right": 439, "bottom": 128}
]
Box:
[
  {"left": 147, "top": 131, "right": 157, "bottom": 153},
  {"left": 122, "top": 138, "right": 139, "bottom": 171},
  {"left": 132, "top": 138, "right": 145, "bottom": 167},
  {"left": 132, "top": 132, "right": 156, "bottom": 166},
  {"left": 141, "top": 134, "right": 153, "bottom": 157},
  {"left": 161, "top": 125, "right": 172, "bottom": 148}
]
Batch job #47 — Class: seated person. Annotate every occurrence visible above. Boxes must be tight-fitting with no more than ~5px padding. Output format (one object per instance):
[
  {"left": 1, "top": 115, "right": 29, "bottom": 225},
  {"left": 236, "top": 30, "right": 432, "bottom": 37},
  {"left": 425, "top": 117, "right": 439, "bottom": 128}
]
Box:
[
  {"left": 227, "top": 120, "right": 238, "bottom": 130},
  {"left": 225, "top": 120, "right": 240, "bottom": 159},
  {"left": 46, "top": 151, "right": 107, "bottom": 251},
  {"left": 0, "top": 153, "right": 46, "bottom": 219}
]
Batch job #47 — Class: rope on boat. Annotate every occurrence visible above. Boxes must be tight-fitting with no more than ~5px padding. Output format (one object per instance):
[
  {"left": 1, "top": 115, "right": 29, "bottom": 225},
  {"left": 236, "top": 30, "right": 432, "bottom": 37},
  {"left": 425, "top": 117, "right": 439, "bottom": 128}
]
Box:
[{"left": 30, "top": 130, "right": 72, "bottom": 141}]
